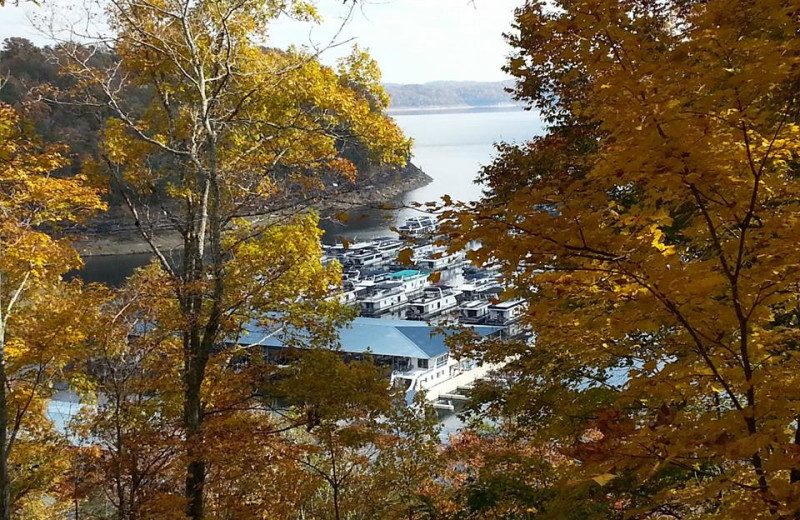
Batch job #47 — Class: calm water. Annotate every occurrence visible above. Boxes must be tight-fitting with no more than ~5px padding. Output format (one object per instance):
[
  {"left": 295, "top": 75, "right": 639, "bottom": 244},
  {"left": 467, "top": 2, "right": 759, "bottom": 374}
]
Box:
[
  {"left": 319, "top": 106, "right": 543, "bottom": 241},
  {"left": 81, "top": 106, "right": 544, "bottom": 285}
]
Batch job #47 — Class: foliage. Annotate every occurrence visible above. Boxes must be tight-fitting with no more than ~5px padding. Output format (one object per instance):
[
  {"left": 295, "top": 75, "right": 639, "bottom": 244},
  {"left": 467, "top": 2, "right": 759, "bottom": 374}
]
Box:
[
  {"left": 50, "top": 1, "right": 412, "bottom": 518},
  {"left": 0, "top": 102, "right": 105, "bottom": 518},
  {"left": 279, "top": 369, "right": 444, "bottom": 520},
  {"left": 444, "top": 0, "right": 800, "bottom": 517},
  {"left": 369, "top": 393, "right": 444, "bottom": 520}
]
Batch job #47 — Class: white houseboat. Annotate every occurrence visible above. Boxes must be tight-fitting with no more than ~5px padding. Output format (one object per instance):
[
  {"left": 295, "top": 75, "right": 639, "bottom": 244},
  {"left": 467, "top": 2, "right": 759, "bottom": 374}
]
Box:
[
  {"left": 406, "top": 287, "right": 461, "bottom": 320},
  {"left": 397, "top": 216, "right": 437, "bottom": 237},
  {"left": 389, "top": 269, "right": 430, "bottom": 297},
  {"left": 344, "top": 248, "right": 386, "bottom": 268},
  {"left": 457, "top": 276, "right": 502, "bottom": 301},
  {"left": 359, "top": 284, "right": 409, "bottom": 317},
  {"left": 487, "top": 299, "right": 528, "bottom": 326},
  {"left": 417, "top": 249, "right": 466, "bottom": 271},
  {"left": 458, "top": 299, "right": 492, "bottom": 323},
  {"left": 324, "top": 240, "right": 375, "bottom": 262},
  {"left": 373, "top": 238, "right": 405, "bottom": 262}
]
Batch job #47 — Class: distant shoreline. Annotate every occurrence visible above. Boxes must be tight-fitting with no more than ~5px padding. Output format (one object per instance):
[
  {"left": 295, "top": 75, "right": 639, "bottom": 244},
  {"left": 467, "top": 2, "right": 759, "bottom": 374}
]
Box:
[{"left": 387, "top": 104, "right": 523, "bottom": 115}]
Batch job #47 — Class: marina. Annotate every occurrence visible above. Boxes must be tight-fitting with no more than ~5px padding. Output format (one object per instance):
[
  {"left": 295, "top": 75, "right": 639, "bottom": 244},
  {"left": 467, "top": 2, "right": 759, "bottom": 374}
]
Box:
[
  {"left": 72, "top": 108, "right": 540, "bottom": 418},
  {"left": 256, "top": 216, "right": 529, "bottom": 407}
]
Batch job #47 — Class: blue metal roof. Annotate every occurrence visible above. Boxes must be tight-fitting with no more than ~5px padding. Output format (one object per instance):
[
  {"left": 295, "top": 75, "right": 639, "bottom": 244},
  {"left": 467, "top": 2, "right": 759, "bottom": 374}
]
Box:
[
  {"left": 395, "top": 326, "right": 451, "bottom": 358},
  {"left": 237, "top": 317, "right": 502, "bottom": 360}
]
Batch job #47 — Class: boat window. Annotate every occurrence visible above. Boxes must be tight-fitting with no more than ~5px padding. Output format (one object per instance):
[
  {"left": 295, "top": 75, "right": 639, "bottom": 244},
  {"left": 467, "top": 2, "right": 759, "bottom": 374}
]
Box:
[{"left": 418, "top": 359, "right": 429, "bottom": 369}]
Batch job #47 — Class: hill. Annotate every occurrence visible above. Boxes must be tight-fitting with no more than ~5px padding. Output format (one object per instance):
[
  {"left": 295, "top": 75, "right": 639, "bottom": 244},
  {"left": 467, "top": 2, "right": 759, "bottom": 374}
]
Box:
[
  {"left": 0, "top": 37, "right": 431, "bottom": 253},
  {"left": 384, "top": 80, "right": 518, "bottom": 109}
]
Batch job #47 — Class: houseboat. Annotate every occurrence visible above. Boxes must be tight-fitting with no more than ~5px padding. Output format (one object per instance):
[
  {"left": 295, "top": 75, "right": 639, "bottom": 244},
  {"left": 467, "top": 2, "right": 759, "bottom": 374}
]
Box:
[
  {"left": 390, "top": 269, "right": 430, "bottom": 297},
  {"left": 486, "top": 299, "right": 528, "bottom": 326},
  {"left": 373, "top": 238, "right": 405, "bottom": 262},
  {"left": 397, "top": 216, "right": 437, "bottom": 237},
  {"left": 323, "top": 240, "right": 376, "bottom": 262},
  {"left": 417, "top": 249, "right": 466, "bottom": 271},
  {"left": 344, "top": 248, "right": 386, "bottom": 268},
  {"left": 406, "top": 287, "right": 461, "bottom": 320},
  {"left": 359, "top": 284, "right": 409, "bottom": 317},
  {"left": 458, "top": 299, "right": 492, "bottom": 323}
]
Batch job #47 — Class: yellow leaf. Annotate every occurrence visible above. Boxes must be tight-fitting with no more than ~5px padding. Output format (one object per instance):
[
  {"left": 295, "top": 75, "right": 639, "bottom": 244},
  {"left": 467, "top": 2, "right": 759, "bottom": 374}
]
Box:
[{"left": 591, "top": 473, "right": 617, "bottom": 487}]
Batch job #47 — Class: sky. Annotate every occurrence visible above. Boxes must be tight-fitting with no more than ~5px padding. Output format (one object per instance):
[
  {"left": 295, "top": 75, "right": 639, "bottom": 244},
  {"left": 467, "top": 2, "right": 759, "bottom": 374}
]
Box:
[{"left": 0, "top": 0, "right": 522, "bottom": 84}]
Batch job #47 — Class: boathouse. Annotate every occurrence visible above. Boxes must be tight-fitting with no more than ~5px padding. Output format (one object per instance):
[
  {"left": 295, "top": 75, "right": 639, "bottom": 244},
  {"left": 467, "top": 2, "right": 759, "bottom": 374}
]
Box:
[{"left": 236, "top": 317, "right": 503, "bottom": 394}]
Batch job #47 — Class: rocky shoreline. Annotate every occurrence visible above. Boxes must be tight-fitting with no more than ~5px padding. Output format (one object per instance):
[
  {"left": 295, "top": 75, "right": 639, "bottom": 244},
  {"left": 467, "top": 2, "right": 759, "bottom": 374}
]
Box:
[{"left": 75, "top": 167, "right": 433, "bottom": 257}]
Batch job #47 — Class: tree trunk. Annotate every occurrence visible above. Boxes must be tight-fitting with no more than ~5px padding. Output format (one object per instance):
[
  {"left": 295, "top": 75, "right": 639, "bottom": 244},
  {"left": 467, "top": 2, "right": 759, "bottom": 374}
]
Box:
[
  {"left": 791, "top": 417, "right": 800, "bottom": 484},
  {"left": 184, "top": 351, "right": 205, "bottom": 520},
  {"left": 182, "top": 227, "right": 208, "bottom": 520},
  {"left": 0, "top": 324, "right": 10, "bottom": 520},
  {"left": 332, "top": 484, "right": 341, "bottom": 520},
  {"left": 328, "top": 431, "right": 341, "bottom": 520},
  {"left": 183, "top": 135, "right": 224, "bottom": 520}
]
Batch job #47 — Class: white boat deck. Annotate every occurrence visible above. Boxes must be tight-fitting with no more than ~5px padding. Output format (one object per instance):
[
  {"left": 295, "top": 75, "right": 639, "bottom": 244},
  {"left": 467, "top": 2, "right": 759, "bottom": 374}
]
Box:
[{"left": 422, "top": 360, "right": 505, "bottom": 402}]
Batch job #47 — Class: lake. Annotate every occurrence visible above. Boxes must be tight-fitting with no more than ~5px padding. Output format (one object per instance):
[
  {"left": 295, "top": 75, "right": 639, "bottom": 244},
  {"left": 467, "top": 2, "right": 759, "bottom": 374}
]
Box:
[
  {"left": 80, "top": 106, "right": 544, "bottom": 285},
  {"left": 319, "top": 106, "right": 544, "bottom": 239}
]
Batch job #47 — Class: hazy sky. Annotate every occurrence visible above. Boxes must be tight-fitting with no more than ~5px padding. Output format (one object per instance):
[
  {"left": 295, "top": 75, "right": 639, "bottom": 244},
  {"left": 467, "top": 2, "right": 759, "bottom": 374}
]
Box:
[{"left": 0, "top": 0, "right": 521, "bottom": 84}]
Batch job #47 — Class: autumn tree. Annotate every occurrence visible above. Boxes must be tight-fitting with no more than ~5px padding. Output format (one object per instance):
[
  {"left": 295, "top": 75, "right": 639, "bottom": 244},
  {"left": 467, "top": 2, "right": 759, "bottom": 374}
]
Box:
[
  {"left": 68, "top": 264, "right": 185, "bottom": 519},
  {"left": 54, "top": 2, "right": 408, "bottom": 517},
  {"left": 0, "top": 103, "right": 105, "bottom": 519},
  {"left": 71, "top": 226, "right": 351, "bottom": 519},
  {"left": 368, "top": 393, "right": 443, "bottom": 520},
  {"left": 445, "top": 0, "right": 800, "bottom": 517},
  {"left": 277, "top": 349, "right": 393, "bottom": 520}
]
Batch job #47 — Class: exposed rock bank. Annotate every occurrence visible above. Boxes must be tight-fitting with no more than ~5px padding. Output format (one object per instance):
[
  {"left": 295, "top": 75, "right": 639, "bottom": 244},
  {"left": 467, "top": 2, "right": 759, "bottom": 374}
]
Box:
[{"left": 74, "top": 163, "right": 432, "bottom": 257}]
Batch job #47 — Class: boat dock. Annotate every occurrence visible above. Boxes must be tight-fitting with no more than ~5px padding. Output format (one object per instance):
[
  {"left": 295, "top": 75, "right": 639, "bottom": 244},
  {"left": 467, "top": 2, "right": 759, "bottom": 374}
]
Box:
[{"left": 425, "top": 361, "right": 503, "bottom": 411}]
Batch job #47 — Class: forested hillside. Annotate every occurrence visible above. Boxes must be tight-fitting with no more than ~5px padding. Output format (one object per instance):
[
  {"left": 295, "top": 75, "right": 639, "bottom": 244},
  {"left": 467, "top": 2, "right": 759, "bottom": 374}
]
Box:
[
  {"left": 0, "top": 37, "right": 430, "bottom": 229},
  {"left": 384, "top": 80, "right": 517, "bottom": 109}
]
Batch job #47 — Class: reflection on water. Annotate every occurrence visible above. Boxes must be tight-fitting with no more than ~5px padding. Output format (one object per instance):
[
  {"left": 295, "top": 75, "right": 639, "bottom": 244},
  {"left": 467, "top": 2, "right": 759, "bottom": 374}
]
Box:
[{"left": 79, "top": 252, "right": 154, "bottom": 286}]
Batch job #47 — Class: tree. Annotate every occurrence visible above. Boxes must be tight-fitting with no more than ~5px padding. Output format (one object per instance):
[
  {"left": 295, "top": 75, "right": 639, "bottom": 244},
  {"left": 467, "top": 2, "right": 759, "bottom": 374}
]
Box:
[
  {"left": 68, "top": 264, "right": 185, "bottom": 520},
  {"left": 369, "top": 393, "right": 443, "bottom": 520},
  {"left": 278, "top": 349, "right": 394, "bottom": 520},
  {"left": 445, "top": 0, "right": 800, "bottom": 517},
  {"left": 56, "top": 1, "right": 409, "bottom": 518},
  {"left": 71, "top": 217, "right": 369, "bottom": 519},
  {"left": 0, "top": 103, "right": 105, "bottom": 519}
]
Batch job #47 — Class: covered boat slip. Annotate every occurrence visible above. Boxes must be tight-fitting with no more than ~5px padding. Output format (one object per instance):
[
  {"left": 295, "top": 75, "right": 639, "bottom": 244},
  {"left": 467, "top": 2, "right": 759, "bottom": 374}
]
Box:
[{"left": 234, "top": 317, "right": 504, "bottom": 401}]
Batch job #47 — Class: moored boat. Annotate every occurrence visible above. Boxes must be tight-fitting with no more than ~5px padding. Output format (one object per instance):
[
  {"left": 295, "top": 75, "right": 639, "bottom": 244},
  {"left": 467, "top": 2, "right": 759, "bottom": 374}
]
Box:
[
  {"left": 397, "top": 215, "right": 437, "bottom": 237},
  {"left": 406, "top": 287, "right": 461, "bottom": 320}
]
